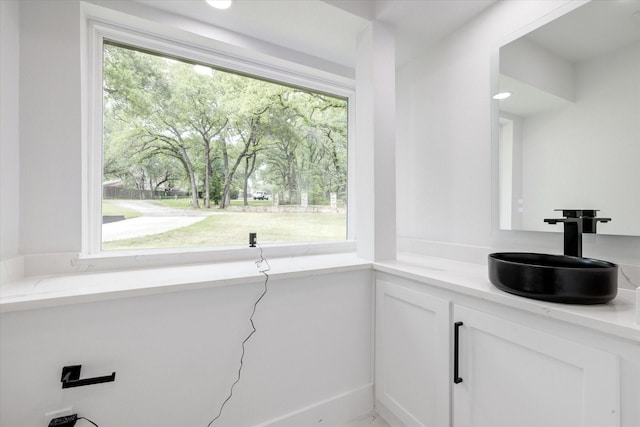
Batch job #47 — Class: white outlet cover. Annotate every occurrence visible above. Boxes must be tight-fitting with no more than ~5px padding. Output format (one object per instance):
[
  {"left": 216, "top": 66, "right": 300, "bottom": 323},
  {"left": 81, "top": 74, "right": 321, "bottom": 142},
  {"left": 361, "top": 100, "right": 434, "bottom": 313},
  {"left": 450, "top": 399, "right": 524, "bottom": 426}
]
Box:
[{"left": 45, "top": 407, "right": 74, "bottom": 418}]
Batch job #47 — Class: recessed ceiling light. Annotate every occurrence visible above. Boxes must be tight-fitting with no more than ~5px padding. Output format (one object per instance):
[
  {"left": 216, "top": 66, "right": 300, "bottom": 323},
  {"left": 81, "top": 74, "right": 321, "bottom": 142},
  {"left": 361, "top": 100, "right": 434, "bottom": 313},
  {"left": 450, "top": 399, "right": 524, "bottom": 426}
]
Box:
[
  {"left": 493, "top": 92, "right": 511, "bottom": 100},
  {"left": 206, "top": 0, "right": 233, "bottom": 10}
]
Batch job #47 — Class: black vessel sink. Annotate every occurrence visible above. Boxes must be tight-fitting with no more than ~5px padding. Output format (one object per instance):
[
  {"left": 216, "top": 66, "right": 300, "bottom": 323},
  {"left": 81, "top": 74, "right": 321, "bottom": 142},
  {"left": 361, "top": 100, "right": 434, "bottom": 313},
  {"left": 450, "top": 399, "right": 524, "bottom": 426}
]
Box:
[{"left": 488, "top": 252, "right": 618, "bottom": 304}]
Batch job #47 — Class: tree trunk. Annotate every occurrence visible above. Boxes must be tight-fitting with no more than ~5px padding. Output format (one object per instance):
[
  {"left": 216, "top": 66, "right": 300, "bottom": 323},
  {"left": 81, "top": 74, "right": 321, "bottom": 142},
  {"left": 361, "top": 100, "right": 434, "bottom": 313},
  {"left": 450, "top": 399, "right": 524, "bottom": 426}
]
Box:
[
  {"left": 203, "top": 139, "right": 211, "bottom": 209},
  {"left": 242, "top": 152, "right": 257, "bottom": 206},
  {"left": 219, "top": 142, "right": 230, "bottom": 208},
  {"left": 288, "top": 152, "right": 297, "bottom": 203},
  {"left": 243, "top": 157, "right": 250, "bottom": 206},
  {"left": 219, "top": 130, "right": 253, "bottom": 209},
  {"left": 139, "top": 168, "right": 146, "bottom": 199},
  {"left": 180, "top": 145, "right": 200, "bottom": 208}
]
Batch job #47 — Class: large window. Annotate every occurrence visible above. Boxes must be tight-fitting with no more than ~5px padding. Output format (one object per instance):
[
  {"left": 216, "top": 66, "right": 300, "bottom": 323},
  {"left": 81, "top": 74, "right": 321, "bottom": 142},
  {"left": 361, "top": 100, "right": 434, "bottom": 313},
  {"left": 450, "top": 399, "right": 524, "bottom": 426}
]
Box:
[{"left": 100, "top": 42, "right": 348, "bottom": 251}]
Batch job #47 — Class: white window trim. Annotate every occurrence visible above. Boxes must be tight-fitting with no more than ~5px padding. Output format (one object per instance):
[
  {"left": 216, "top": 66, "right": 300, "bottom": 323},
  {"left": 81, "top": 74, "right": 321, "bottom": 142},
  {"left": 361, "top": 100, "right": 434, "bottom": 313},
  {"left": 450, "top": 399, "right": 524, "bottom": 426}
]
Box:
[{"left": 81, "top": 6, "right": 357, "bottom": 265}]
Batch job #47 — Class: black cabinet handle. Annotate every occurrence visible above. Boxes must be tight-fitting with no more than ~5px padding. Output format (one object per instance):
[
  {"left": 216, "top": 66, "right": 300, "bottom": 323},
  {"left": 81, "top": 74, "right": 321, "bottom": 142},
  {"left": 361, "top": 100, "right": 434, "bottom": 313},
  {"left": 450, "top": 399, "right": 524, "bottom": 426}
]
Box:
[{"left": 454, "top": 321, "right": 463, "bottom": 384}]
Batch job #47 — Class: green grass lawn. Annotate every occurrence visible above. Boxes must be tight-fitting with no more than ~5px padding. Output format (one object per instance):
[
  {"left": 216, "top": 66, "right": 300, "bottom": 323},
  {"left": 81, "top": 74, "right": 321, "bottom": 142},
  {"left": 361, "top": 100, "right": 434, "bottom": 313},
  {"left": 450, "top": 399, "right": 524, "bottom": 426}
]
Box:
[
  {"left": 102, "top": 200, "right": 143, "bottom": 219},
  {"left": 102, "top": 211, "right": 346, "bottom": 250}
]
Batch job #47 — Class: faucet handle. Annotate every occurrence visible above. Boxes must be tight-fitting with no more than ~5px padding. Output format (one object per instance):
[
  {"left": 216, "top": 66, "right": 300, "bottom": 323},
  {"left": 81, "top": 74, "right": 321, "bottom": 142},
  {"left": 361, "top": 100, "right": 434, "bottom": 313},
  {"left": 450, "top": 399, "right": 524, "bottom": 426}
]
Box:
[
  {"left": 544, "top": 217, "right": 580, "bottom": 224},
  {"left": 554, "top": 209, "right": 599, "bottom": 218},
  {"left": 549, "top": 209, "right": 611, "bottom": 233},
  {"left": 583, "top": 217, "right": 611, "bottom": 233}
]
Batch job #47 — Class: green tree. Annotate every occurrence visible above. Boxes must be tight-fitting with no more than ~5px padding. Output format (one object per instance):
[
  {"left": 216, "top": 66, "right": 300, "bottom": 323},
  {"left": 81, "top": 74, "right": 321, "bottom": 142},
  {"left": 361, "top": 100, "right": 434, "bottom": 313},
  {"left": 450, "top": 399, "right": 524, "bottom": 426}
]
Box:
[
  {"left": 102, "top": 43, "right": 347, "bottom": 212},
  {"left": 103, "top": 45, "right": 201, "bottom": 205},
  {"left": 260, "top": 89, "right": 347, "bottom": 204},
  {"left": 214, "top": 75, "right": 280, "bottom": 208}
]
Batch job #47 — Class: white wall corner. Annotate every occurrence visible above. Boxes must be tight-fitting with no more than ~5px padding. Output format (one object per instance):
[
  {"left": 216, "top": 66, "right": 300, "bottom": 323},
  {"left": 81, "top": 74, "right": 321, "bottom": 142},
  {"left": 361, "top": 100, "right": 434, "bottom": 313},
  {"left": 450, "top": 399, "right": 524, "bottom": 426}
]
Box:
[
  {"left": 398, "top": 238, "right": 491, "bottom": 265},
  {"left": 355, "top": 22, "right": 396, "bottom": 262},
  {"left": 0, "top": 256, "right": 24, "bottom": 286},
  {"left": 0, "top": 0, "right": 21, "bottom": 261}
]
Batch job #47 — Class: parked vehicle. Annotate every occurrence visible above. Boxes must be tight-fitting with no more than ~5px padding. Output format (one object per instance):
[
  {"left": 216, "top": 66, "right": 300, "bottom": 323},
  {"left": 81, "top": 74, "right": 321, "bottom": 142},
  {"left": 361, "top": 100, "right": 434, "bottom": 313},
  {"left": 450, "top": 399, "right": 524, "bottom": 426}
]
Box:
[{"left": 253, "top": 191, "right": 270, "bottom": 200}]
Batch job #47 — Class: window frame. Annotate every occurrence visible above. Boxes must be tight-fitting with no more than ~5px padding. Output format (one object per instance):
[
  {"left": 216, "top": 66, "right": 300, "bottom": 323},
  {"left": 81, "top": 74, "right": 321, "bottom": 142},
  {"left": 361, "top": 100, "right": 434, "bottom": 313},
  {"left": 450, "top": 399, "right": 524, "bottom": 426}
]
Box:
[{"left": 82, "top": 12, "right": 356, "bottom": 261}]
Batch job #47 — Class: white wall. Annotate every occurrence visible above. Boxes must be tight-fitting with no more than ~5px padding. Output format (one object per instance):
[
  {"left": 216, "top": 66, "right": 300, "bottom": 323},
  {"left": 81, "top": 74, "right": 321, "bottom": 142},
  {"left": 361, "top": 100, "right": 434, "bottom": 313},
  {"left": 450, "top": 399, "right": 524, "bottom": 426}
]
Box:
[
  {"left": 18, "top": 0, "right": 83, "bottom": 254},
  {"left": 0, "top": 270, "right": 373, "bottom": 426},
  {"left": 396, "top": 9, "right": 496, "bottom": 246},
  {"left": 396, "top": 0, "right": 640, "bottom": 266},
  {"left": 0, "top": 0, "right": 20, "bottom": 260}
]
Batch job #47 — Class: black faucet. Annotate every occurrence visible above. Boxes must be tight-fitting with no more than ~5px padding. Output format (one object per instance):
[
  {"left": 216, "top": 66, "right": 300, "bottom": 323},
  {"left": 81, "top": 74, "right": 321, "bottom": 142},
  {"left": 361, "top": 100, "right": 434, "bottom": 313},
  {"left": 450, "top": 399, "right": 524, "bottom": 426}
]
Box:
[{"left": 544, "top": 209, "right": 610, "bottom": 257}]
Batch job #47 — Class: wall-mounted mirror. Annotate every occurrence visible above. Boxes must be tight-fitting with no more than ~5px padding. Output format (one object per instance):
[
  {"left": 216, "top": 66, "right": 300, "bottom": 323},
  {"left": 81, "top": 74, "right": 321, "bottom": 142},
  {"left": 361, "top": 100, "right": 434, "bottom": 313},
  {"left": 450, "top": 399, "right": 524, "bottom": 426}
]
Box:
[{"left": 496, "top": 0, "right": 640, "bottom": 236}]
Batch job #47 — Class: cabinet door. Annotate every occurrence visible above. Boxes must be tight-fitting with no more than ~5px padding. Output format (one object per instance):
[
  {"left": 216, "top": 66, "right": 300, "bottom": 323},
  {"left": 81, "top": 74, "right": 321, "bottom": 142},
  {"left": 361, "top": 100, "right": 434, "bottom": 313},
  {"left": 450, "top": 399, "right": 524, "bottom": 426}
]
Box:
[
  {"left": 453, "top": 305, "right": 620, "bottom": 427},
  {"left": 375, "top": 279, "right": 450, "bottom": 427}
]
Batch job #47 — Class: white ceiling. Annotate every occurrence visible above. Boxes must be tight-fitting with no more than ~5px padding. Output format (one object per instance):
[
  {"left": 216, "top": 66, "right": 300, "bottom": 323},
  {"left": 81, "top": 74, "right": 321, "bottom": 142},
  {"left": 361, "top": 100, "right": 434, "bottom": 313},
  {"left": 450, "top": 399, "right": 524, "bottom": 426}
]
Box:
[
  {"left": 499, "top": 0, "right": 640, "bottom": 117},
  {"left": 132, "top": 0, "right": 497, "bottom": 68},
  {"left": 526, "top": 0, "right": 640, "bottom": 63}
]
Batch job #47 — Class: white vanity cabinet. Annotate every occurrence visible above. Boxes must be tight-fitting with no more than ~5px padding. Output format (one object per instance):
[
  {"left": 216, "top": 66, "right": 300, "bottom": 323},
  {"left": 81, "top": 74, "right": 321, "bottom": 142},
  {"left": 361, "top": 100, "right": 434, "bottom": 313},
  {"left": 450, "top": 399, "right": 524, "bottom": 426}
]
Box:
[
  {"left": 375, "top": 274, "right": 630, "bottom": 427},
  {"left": 452, "top": 305, "right": 619, "bottom": 427},
  {"left": 375, "top": 279, "right": 451, "bottom": 427}
]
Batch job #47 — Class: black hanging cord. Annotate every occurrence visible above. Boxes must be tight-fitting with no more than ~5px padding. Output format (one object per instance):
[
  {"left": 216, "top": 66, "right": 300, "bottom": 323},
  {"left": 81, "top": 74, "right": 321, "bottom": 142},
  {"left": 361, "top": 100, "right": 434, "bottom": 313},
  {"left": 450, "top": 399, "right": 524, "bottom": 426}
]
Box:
[
  {"left": 78, "top": 417, "right": 99, "bottom": 427},
  {"left": 207, "top": 244, "right": 270, "bottom": 426}
]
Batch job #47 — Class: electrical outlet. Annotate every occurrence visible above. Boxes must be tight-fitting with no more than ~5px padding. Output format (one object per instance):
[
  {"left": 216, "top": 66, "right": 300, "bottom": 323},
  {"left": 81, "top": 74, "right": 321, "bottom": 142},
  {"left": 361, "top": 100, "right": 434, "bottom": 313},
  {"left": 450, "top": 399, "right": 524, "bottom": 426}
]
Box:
[
  {"left": 48, "top": 414, "right": 77, "bottom": 427},
  {"left": 249, "top": 232, "right": 257, "bottom": 247}
]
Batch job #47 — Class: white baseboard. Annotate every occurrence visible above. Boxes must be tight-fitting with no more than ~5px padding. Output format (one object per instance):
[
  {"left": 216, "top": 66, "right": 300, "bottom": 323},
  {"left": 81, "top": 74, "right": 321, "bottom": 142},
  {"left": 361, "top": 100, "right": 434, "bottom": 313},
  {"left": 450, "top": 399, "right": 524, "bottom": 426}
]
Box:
[
  {"left": 374, "top": 400, "right": 406, "bottom": 427},
  {"left": 256, "top": 383, "right": 374, "bottom": 427}
]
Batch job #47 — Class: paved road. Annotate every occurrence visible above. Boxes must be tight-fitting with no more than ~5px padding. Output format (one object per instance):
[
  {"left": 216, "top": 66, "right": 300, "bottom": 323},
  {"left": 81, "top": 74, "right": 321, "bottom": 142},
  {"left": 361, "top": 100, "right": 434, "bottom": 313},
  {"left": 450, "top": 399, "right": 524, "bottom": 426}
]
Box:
[{"left": 102, "top": 200, "right": 215, "bottom": 242}]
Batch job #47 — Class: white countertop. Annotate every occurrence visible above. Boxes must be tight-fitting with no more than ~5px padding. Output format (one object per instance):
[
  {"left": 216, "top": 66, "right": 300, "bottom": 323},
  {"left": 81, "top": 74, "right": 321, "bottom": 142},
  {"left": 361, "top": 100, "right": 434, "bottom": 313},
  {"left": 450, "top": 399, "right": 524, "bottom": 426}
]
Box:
[
  {"left": 375, "top": 253, "right": 639, "bottom": 343},
  {"left": 2, "top": 252, "right": 638, "bottom": 342}
]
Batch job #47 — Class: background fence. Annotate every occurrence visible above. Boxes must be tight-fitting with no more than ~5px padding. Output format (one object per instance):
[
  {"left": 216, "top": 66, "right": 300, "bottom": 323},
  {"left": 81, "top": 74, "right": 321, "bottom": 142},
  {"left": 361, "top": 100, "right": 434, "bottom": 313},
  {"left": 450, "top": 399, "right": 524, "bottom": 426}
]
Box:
[
  {"left": 103, "top": 187, "right": 188, "bottom": 200},
  {"left": 103, "top": 187, "right": 346, "bottom": 208}
]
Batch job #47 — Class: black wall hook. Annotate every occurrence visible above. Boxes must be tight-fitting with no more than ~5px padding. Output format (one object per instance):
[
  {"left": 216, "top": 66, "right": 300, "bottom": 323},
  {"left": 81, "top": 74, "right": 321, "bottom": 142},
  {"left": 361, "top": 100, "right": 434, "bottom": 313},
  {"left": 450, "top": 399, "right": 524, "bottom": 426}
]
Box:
[{"left": 61, "top": 365, "right": 116, "bottom": 389}]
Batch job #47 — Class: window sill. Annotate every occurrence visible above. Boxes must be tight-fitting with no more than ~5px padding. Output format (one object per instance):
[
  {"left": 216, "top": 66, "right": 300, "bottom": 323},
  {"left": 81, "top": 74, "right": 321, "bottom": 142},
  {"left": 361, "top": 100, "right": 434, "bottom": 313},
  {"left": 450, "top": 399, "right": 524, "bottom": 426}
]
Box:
[
  {"left": 18, "top": 241, "right": 356, "bottom": 277},
  {"left": 0, "top": 252, "right": 371, "bottom": 313}
]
